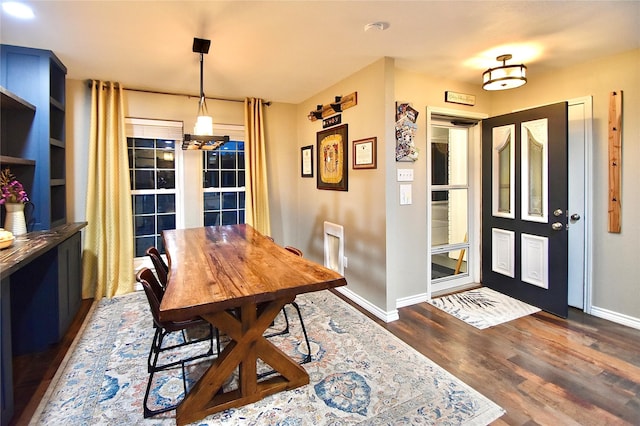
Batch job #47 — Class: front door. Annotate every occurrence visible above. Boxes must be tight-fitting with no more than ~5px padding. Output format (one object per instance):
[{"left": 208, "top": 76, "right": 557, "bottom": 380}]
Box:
[{"left": 481, "top": 102, "right": 568, "bottom": 317}]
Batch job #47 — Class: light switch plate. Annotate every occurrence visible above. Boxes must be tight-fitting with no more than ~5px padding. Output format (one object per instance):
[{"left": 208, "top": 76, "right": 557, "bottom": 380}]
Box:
[
  {"left": 397, "top": 169, "right": 414, "bottom": 182},
  {"left": 400, "top": 184, "right": 412, "bottom": 205}
]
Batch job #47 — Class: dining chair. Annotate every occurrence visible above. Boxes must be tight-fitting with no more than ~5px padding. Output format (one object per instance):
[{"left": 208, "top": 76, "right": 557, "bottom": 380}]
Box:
[
  {"left": 145, "top": 246, "right": 168, "bottom": 288},
  {"left": 136, "top": 267, "right": 219, "bottom": 418},
  {"left": 263, "top": 245, "right": 312, "bottom": 367}
]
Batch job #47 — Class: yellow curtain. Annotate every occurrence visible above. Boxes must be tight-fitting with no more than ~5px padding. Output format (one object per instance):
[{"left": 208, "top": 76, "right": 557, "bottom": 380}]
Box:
[
  {"left": 244, "top": 98, "right": 271, "bottom": 235},
  {"left": 81, "top": 81, "right": 134, "bottom": 299}
]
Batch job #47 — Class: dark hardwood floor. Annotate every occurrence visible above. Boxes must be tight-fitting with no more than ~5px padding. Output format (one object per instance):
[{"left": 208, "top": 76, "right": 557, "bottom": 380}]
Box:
[
  {"left": 10, "top": 291, "right": 640, "bottom": 425},
  {"left": 9, "top": 298, "right": 94, "bottom": 426},
  {"left": 333, "top": 291, "right": 640, "bottom": 425}
]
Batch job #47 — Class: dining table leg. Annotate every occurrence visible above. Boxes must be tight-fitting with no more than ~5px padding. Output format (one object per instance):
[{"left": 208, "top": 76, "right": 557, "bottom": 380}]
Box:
[{"left": 175, "top": 296, "right": 310, "bottom": 425}]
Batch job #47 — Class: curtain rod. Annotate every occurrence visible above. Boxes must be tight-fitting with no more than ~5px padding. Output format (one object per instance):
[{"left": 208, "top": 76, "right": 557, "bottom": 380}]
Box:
[
  {"left": 86, "top": 81, "right": 270, "bottom": 105},
  {"left": 124, "top": 87, "right": 271, "bottom": 105}
]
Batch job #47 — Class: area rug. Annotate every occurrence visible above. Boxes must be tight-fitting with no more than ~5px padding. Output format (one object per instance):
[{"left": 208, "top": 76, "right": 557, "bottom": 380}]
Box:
[
  {"left": 31, "top": 289, "right": 505, "bottom": 425},
  {"left": 428, "top": 287, "right": 541, "bottom": 330}
]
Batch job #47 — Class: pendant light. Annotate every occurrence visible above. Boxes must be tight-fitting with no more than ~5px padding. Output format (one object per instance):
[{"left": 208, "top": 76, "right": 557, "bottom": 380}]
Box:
[
  {"left": 182, "top": 38, "right": 229, "bottom": 150},
  {"left": 482, "top": 54, "right": 527, "bottom": 91},
  {"left": 193, "top": 37, "right": 213, "bottom": 135}
]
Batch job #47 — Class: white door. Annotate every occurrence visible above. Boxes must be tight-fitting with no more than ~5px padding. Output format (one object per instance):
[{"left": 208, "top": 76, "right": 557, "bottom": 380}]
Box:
[{"left": 567, "top": 98, "right": 592, "bottom": 309}]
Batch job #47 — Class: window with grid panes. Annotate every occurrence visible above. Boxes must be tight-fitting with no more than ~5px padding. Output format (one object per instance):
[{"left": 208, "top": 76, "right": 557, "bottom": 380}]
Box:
[
  {"left": 203, "top": 140, "right": 245, "bottom": 226},
  {"left": 128, "top": 137, "right": 177, "bottom": 257}
]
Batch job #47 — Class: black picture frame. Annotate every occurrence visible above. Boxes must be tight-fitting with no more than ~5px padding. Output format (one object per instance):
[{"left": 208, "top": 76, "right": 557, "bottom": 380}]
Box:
[
  {"left": 317, "top": 124, "right": 348, "bottom": 191},
  {"left": 301, "top": 145, "right": 314, "bottom": 177}
]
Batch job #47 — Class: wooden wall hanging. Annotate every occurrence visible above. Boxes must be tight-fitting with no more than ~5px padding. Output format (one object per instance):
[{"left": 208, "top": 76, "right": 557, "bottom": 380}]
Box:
[
  {"left": 608, "top": 90, "right": 622, "bottom": 233},
  {"left": 307, "top": 92, "right": 357, "bottom": 121}
]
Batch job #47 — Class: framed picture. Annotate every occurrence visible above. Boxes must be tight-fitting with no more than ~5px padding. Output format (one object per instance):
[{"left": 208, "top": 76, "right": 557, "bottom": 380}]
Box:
[
  {"left": 317, "top": 124, "right": 348, "bottom": 191},
  {"left": 353, "top": 137, "right": 377, "bottom": 169},
  {"left": 301, "top": 145, "right": 313, "bottom": 177}
]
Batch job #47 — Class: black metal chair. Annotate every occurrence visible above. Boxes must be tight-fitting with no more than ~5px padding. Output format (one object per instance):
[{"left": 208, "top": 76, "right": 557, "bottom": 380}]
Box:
[
  {"left": 136, "top": 267, "right": 219, "bottom": 418},
  {"left": 263, "top": 245, "right": 312, "bottom": 367},
  {"left": 145, "top": 246, "right": 168, "bottom": 288}
]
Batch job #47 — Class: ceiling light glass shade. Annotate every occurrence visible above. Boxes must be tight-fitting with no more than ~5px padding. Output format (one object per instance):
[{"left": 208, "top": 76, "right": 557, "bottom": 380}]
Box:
[
  {"left": 2, "top": 2, "right": 35, "bottom": 19},
  {"left": 482, "top": 54, "right": 527, "bottom": 91},
  {"left": 194, "top": 114, "right": 213, "bottom": 136}
]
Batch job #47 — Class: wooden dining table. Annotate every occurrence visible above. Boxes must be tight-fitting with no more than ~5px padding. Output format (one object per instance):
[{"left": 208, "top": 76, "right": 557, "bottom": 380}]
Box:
[{"left": 160, "top": 224, "right": 347, "bottom": 425}]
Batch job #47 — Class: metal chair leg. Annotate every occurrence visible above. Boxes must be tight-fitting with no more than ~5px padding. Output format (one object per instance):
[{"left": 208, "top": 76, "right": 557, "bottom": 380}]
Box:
[
  {"left": 143, "top": 325, "right": 219, "bottom": 418},
  {"left": 290, "top": 301, "right": 312, "bottom": 364}
]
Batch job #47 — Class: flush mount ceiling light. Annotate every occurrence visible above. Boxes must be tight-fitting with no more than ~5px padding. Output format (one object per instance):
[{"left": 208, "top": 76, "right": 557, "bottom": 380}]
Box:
[
  {"left": 2, "top": 1, "right": 34, "bottom": 19},
  {"left": 482, "top": 54, "right": 527, "bottom": 91}
]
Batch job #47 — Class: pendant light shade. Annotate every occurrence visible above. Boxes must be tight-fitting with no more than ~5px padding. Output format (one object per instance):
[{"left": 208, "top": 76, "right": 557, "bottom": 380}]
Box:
[{"left": 482, "top": 54, "right": 527, "bottom": 91}]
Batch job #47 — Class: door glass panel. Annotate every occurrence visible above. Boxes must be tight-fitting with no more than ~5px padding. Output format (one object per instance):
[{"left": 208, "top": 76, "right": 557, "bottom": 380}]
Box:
[
  {"left": 431, "top": 189, "right": 468, "bottom": 247},
  {"left": 492, "top": 125, "right": 515, "bottom": 218},
  {"left": 432, "top": 249, "right": 468, "bottom": 280},
  {"left": 528, "top": 132, "right": 543, "bottom": 216},
  {"left": 498, "top": 142, "right": 510, "bottom": 212},
  {"left": 431, "top": 127, "right": 467, "bottom": 186},
  {"left": 521, "top": 119, "right": 548, "bottom": 223}
]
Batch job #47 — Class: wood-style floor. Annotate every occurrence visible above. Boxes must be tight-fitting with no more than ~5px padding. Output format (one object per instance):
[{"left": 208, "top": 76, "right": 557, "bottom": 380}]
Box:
[{"left": 10, "top": 292, "right": 640, "bottom": 425}]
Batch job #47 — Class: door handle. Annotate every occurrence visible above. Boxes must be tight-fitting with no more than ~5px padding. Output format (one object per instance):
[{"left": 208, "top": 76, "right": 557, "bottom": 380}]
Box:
[
  {"left": 551, "top": 222, "right": 564, "bottom": 231},
  {"left": 571, "top": 213, "right": 581, "bottom": 221}
]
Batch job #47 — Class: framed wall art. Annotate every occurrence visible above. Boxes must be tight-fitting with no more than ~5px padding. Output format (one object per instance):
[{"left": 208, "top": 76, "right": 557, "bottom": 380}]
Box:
[
  {"left": 353, "top": 137, "right": 377, "bottom": 169},
  {"left": 301, "top": 145, "right": 313, "bottom": 177},
  {"left": 317, "top": 124, "right": 348, "bottom": 191}
]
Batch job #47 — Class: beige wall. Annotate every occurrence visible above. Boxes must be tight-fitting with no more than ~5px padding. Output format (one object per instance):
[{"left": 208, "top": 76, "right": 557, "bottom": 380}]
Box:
[
  {"left": 66, "top": 48, "right": 640, "bottom": 324},
  {"left": 293, "top": 58, "right": 390, "bottom": 312}
]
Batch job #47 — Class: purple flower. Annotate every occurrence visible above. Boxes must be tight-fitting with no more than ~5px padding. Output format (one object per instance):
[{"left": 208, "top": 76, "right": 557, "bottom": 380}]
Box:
[{"left": 0, "top": 168, "right": 29, "bottom": 204}]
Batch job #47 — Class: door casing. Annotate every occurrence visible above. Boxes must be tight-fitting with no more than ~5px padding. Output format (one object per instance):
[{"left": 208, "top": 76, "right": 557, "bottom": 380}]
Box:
[{"left": 426, "top": 107, "right": 487, "bottom": 297}]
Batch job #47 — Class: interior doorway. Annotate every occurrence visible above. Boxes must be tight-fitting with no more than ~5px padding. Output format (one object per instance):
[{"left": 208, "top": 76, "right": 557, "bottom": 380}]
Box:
[
  {"left": 426, "top": 108, "right": 487, "bottom": 296},
  {"left": 426, "top": 100, "right": 592, "bottom": 313}
]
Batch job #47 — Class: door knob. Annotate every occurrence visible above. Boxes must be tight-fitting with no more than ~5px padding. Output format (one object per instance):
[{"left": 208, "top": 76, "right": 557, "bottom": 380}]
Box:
[
  {"left": 553, "top": 209, "right": 564, "bottom": 217},
  {"left": 551, "top": 222, "right": 564, "bottom": 231},
  {"left": 571, "top": 213, "right": 581, "bottom": 221}
]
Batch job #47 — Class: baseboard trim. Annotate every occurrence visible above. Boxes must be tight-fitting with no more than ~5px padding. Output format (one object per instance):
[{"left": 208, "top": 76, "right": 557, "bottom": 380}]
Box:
[
  {"left": 334, "top": 287, "right": 399, "bottom": 323},
  {"left": 590, "top": 306, "right": 640, "bottom": 330},
  {"left": 396, "top": 293, "right": 429, "bottom": 309}
]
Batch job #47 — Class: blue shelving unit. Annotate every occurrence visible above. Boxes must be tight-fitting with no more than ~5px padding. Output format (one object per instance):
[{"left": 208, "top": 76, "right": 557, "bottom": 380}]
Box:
[{"left": 0, "top": 44, "right": 67, "bottom": 230}]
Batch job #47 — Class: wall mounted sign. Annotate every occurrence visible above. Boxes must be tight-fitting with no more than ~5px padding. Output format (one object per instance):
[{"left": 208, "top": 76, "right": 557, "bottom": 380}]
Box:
[
  {"left": 307, "top": 92, "right": 358, "bottom": 121},
  {"left": 317, "top": 124, "right": 348, "bottom": 191},
  {"left": 323, "top": 114, "right": 341, "bottom": 128},
  {"left": 445, "top": 91, "right": 476, "bottom": 106}
]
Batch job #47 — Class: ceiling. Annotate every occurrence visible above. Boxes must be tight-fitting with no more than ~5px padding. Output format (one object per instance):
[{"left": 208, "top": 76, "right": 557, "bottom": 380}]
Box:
[{"left": 1, "top": 1, "right": 639, "bottom": 104}]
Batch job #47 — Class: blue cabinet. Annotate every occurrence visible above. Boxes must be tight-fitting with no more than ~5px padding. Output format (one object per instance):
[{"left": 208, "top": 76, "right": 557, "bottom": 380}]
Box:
[
  {"left": 0, "top": 223, "right": 86, "bottom": 426},
  {"left": 0, "top": 44, "right": 67, "bottom": 230}
]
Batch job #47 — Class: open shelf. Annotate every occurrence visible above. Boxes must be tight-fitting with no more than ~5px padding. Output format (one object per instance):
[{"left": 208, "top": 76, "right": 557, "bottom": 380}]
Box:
[
  {"left": 0, "top": 156, "right": 35, "bottom": 166},
  {"left": 0, "top": 86, "right": 36, "bottom": 111}
]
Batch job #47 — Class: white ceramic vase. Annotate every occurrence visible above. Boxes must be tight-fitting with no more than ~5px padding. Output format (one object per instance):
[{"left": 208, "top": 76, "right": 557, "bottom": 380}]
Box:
[{"left": 4, "top": 202, "right": 27, "bottom": 236}]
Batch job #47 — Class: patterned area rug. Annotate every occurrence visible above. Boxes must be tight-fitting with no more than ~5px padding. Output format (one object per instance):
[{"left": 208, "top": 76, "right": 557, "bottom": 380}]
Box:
[
  {"left": 428, "top": 287, "right": 541, "bottom": 329},
  {"left": 32, "top": 290, "right": 505, "bottom": 425}
]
